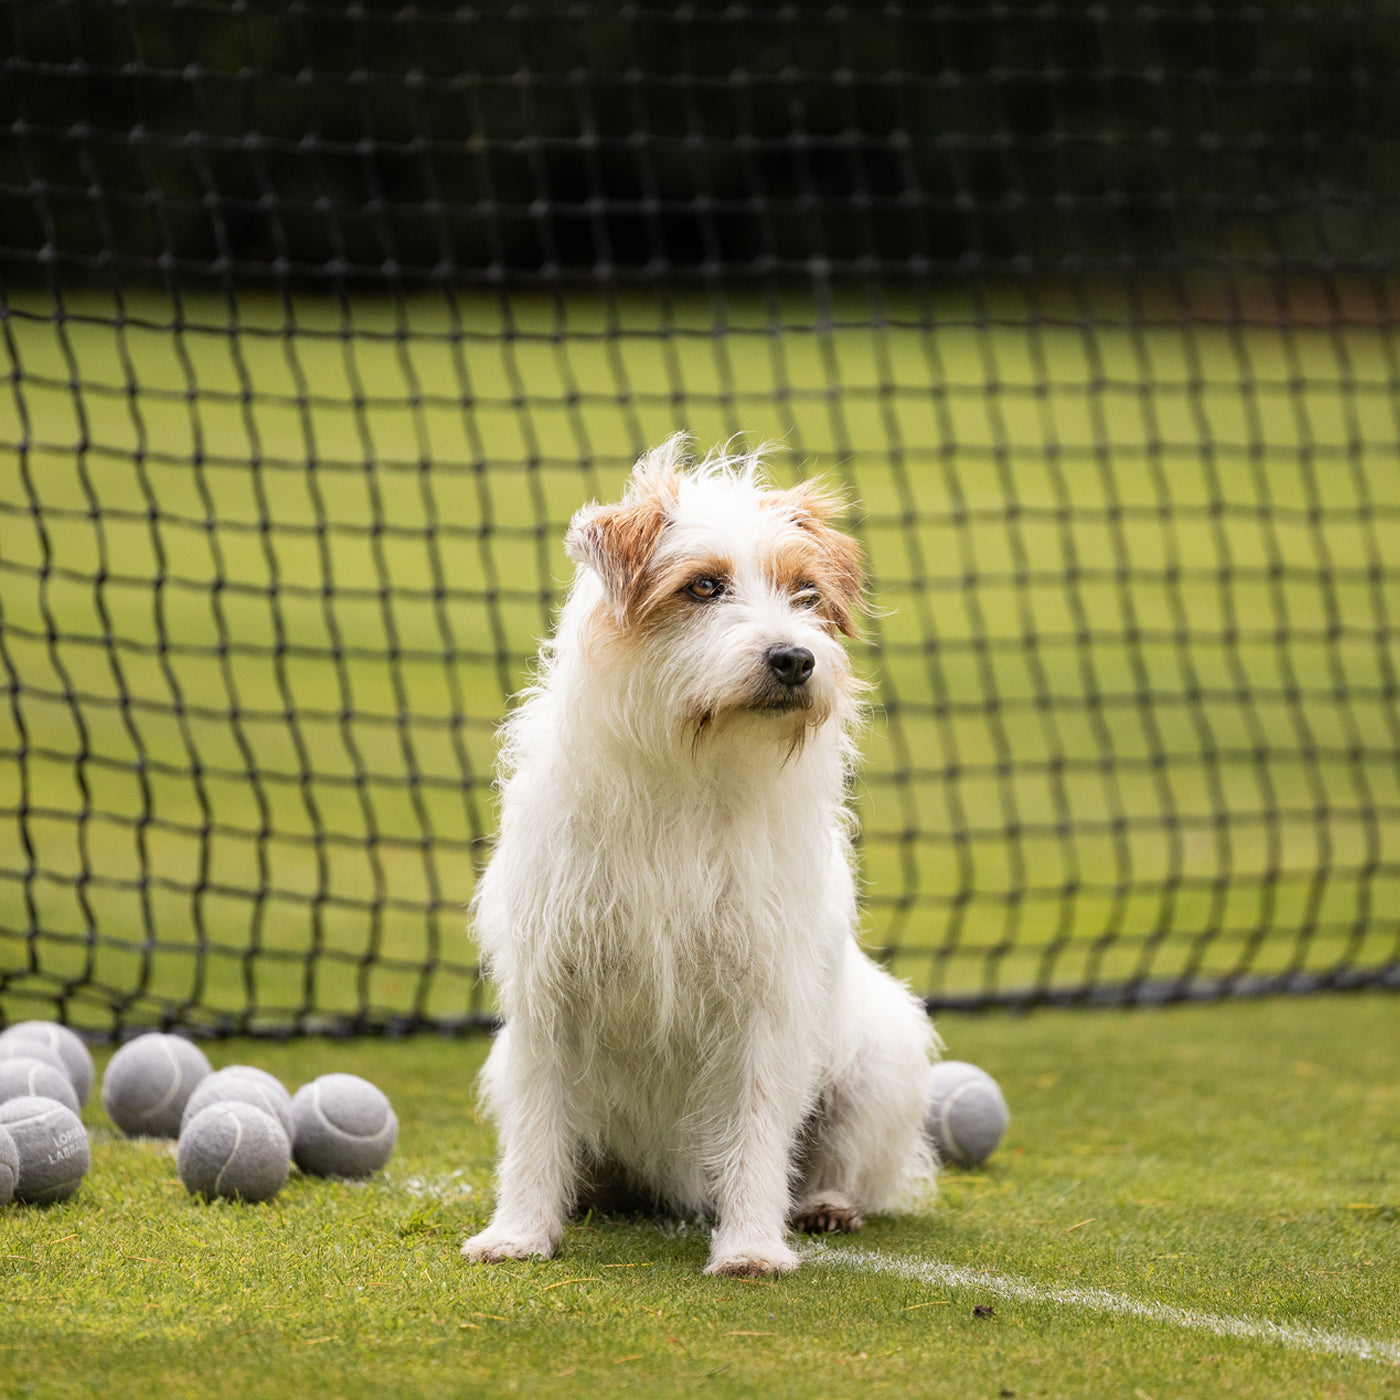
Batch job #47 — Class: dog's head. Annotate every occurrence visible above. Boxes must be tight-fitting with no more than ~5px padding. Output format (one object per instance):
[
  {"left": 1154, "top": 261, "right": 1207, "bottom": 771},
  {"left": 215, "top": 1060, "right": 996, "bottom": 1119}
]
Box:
[{"left": 563, "top": 437, "right": 866, "bottom": 746}]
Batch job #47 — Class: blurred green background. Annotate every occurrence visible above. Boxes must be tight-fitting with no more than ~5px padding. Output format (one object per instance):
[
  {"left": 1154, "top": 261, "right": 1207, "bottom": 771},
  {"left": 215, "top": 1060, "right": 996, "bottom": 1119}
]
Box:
[
  {"left": 3, "top": 285, "right": 1398, "bottom": 1031},
  {"left": 5, "top": 0, "right": 1400, "bottom": 1034}
]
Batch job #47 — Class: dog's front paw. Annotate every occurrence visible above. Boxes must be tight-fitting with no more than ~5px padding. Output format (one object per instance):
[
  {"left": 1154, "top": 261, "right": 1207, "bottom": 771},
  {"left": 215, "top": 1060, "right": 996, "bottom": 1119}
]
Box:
[
  {"left": 791, "top": 1190, "right": 863, "bottom": 1235},
  {"left": 461, "top": 1224, "right": 558, "bottom": 1264},
  {"left": 703, "top": 1239, "right": 801, "bottom": 1278}
]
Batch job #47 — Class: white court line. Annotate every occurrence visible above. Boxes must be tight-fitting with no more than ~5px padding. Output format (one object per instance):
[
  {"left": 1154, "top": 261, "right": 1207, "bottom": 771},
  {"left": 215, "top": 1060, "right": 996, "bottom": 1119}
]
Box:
[{"left": 811, "top": 1245, "right": 1400, "bottom": 1367}]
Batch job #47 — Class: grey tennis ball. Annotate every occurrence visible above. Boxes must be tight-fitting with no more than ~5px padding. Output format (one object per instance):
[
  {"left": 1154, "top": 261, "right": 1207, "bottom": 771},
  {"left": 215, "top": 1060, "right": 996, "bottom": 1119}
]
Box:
[
  {"left": 180, "top": 1066, "right": 294, "bottom": 1141},
  {"left": 0, "top": 1038, "right": 65, "bottom": 1073},
  {"left": 291, "top": 1073, "right": 397, "bottom": 1179},
  {"left": 925, "top": 1060, "right": 1010, "bottom": 1168},
  {"left": 0, "top": 1055, "right": 81, "bottom": 1115},
  {"left": 102, "top": 1033, "right": 212, "bottom": 1138},
  {"left": 178, "top": 1101, "right": 291, "bottom": 1203},
  {"left": 0, "top": 1095, "right": 90, "bottom": 1203},
  {"left": 0, "top": 1022, "right": 94, "bottom": 1106},
  {"left": 0, "top": 1124, "right": 18, "bottom": 1206}
]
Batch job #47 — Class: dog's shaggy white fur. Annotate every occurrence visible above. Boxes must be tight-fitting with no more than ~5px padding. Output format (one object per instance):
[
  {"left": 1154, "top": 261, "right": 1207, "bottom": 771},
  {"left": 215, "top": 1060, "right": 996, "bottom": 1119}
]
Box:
[{"left": 462, "top": 438, "right": 938, "bottom": 1278}]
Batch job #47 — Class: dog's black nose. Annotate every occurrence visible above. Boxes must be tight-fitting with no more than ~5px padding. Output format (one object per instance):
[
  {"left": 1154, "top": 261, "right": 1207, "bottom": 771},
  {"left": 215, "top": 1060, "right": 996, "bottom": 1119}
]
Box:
[{"left": 767, "top": 645, "right": 815, "bottom": 687}]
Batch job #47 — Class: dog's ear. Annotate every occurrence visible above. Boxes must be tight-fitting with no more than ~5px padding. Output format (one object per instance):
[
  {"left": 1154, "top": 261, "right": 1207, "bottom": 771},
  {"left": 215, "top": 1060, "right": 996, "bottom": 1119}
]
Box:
[
  {"left": 566, "top": 483, "right": 674, "bottom": 622},
  {"left": 770, "top": 481, "right": 867, "bottom": 636},
  {"left": 778, "top": 478, "right": 847, "bottom": 527},
  {"left": 807, "top": 521, "right": 866, "bottom": 637}
]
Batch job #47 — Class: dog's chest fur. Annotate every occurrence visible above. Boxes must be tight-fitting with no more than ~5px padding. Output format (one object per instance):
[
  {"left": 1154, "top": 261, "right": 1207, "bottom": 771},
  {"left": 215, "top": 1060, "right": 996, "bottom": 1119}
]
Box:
[
  {"left": 476, "top": 736, "right": 854, "bottom": 1205},
  {"left": 499, "top": 742, "right": 848, "bottom": 1027}
]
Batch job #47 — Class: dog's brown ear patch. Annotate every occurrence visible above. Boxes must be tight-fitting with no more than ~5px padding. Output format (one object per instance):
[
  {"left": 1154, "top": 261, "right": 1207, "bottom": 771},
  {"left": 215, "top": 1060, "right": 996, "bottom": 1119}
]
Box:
[
  {"left": 768, "top": 481, "right": 866, "bottom": 636},
  {"left": 809, "top": 521, "right": 866, "bottom": 636},
  {"left": 772, "top": 478, "right": 848, "bottom": 528},
  {"left": 566, "top": 472, "right": 676, "bottom": 621}
]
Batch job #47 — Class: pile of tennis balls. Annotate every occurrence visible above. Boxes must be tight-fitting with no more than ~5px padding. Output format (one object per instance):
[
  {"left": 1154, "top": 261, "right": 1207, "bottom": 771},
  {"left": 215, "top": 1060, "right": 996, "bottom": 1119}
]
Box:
[
  {"left": 0, "top": 1020, "right": 398, "bottom": 1207},
  {"left": 0, "top": 1022, "right": 94, "bottom": 1204}
]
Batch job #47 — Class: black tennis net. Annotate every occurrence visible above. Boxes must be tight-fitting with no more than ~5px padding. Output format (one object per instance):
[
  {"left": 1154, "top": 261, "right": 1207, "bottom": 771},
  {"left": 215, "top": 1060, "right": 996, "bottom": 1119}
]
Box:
[{"left": 2, "top": 0, "right": 1398, "bottom": 1036}]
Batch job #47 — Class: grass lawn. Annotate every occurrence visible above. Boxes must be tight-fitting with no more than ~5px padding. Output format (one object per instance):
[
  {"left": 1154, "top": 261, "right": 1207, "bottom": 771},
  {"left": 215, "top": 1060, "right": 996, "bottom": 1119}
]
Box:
[{"left": 1, "top": 993, "right": 1397, "bottom": 1399}]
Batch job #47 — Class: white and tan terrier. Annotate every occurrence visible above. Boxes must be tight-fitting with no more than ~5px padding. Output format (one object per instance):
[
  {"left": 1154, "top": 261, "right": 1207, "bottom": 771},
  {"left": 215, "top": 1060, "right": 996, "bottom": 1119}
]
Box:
[{"left": 463, "top": 437, "right": 937, "bottom": 1278}]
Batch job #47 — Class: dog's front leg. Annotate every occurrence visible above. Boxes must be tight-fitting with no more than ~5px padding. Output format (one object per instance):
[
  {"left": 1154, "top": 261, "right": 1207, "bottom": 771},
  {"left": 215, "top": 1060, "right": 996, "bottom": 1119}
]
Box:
[
  {"left": 462, "top": 1028, "right": 573, "bottom": 1263},
  {"left": 703, "top": 1038, "right": 803, "bottom": 1278}
]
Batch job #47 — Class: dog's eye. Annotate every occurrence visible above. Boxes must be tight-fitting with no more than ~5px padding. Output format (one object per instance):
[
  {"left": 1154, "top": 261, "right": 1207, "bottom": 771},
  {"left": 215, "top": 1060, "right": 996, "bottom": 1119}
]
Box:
[
  {"left": 794, "top": 581, "right": 820, "bottom": 608},
  {"left": 685, "top": 576, "right": 726, "bottom": 601}
]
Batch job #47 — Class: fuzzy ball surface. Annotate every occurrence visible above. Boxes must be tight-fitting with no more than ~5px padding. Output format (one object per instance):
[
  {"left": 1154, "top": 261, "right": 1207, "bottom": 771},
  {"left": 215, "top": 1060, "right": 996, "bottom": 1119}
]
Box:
[
  {"left": 0, "top": 1095, "right": 90, "bottom": 1203},
  {"left": 102, "top": 1033, "right": 212, "bottom": 1138},
  {"left": 0, "top": 1124, "right": 18, "bottom": 1206},
  {"left": 0, "top": 1055, "right": 81, "bottom": 1115},
  {"left": 178, "top": 1101, "right": 291, "bottom": 1203},
  {"left": 0, "top": 1023, "right": 94, "bottom": 1105},
  {"left": 180, "top": 1066, "right": 294, "bottom": 1141},
  {"left": 291, "top": 1073, "right": 397, "bottom": 1179},
  {"left": 925, "top": 1060, "right": 1010, "bottom": 1168},
  {"left": 0, "top": 1039, "right": 65, "bottom": 1073}
]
